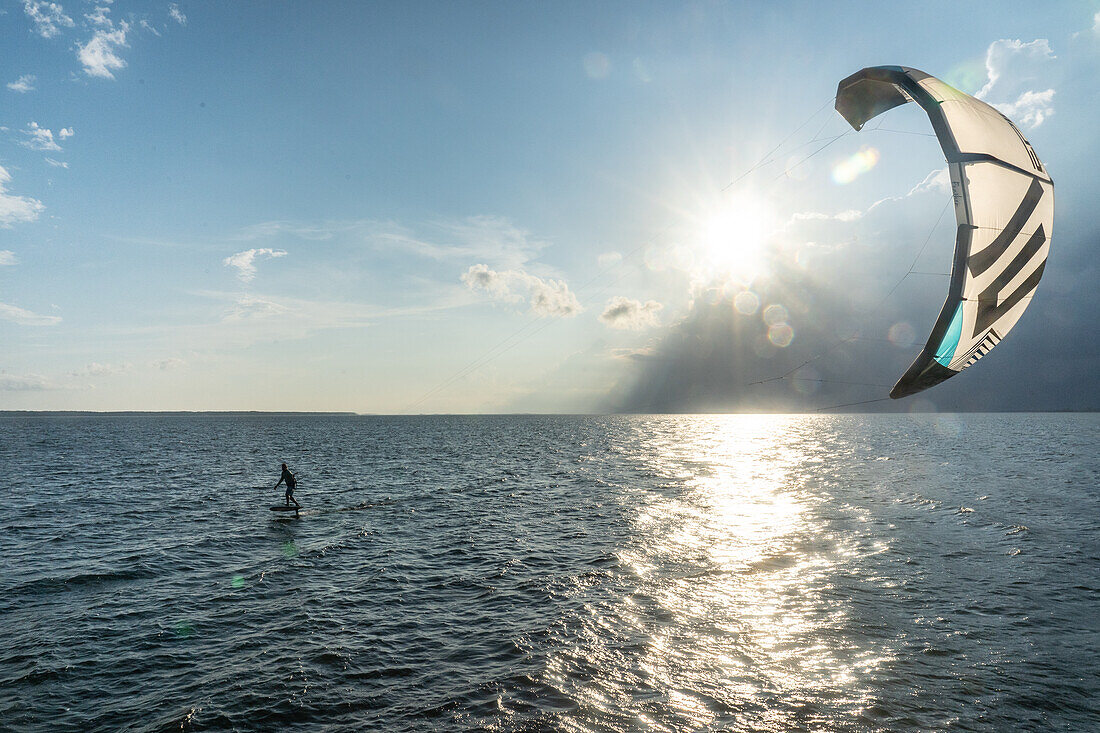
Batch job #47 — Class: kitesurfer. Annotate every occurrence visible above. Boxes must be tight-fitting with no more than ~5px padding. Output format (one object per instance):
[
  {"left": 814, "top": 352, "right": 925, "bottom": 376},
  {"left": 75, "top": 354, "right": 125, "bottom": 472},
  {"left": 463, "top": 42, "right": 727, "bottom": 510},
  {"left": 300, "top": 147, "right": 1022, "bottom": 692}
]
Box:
[{"left": 274, "top": 463, "right": 301, "bottom": 508}]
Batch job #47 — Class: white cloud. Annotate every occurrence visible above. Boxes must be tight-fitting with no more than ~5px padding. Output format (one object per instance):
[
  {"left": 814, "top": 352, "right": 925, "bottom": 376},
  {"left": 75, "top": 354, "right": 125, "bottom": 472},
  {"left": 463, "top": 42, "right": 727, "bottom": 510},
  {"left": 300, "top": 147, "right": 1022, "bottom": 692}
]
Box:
[
  {"left": 0, "top": 372, "right": 57, "bottom": 391},
  {"left": 786, "top": 167, "right": 950, "bottom": 234},
  {"left": 152, "top": 357, "right": 186, "bottom": 371},
  {"left": 21, "top": 121, "right": 71, "bottom": 151},
  {"left": 84, "top": 3, "right": 111, "bottom": 27},
  {"left": 599, "top": 296, "right": 663, "bottom": 330},
  {"left": 790, "top": 209, "right": 865, "bottom": 223},
  {"left": 527, "top": 277, "right": 583, "bottom": 318},
  {"left": 0, "top": 166, "right": 46, "bottom": 227},
  {"left": 223, "top": 294, "right": 292, "bottom": 320},
  {"left": 223, "top": 248, "right": 287, "bottom": 282},
  {"left": 609, "top": 345, "right": 656, "bottom": 361},
  {"left": 232, "top": 220, "right": 341, "bottom": 242},
  {"left": 188, "top": 291, "right": 394, "bottom": 347},
  {"left": 460, "top": 263, "right": 518, "bottom": 302},
  {"left": 23, "top": 0, "right": 74, "bottom": 38},
  {"left": 993, "top": 88, "right": 1056, "bottom": 129},
  {"left": 976, "top": 38, "right": 1056, "bottom": 129},
  {"left": 907, "top": 167, "right": 951, "bottom": 197},
  {"left": 597, "top": 251, "right": 623, "bottom": 267},
  {"left": 169, "top": 3, "right": 186, "bottom": 25},
  {"left": 78, "top": 20, "right": 129, "bottom": 78},
  {"left": 0, "top": 250, "right": 16, "bottom": 266},
  {"left": 232, "top": 215, "right": 550, "bottom": 273},
  {"left": 462, "top": 264, "right": 582, "bottom": 317},
  {"left": 0, "top": 301, "right": 61, "bottom": 325},
  {"left": 441, "top": 216, "right": 549, "bottom": 269},
  {"left": 44, "top": 157, "right": 69, "bottom": 168},
  {"left": 7, "top": 74, "right": 36, "bottom": 93},
  {"left": 69, "top": 362, "right": 132, "bottom": 377}
]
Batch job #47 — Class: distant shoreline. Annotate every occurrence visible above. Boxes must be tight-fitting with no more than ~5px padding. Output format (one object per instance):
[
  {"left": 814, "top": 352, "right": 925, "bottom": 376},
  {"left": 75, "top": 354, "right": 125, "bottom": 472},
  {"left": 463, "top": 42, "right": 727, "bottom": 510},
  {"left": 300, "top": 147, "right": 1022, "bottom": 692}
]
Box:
[
  {"left": 1, "top": 410, "right": 1097, "bottom": 417},
  {"left": 0, "top": 410, "right": 359, "bottom": 417}
]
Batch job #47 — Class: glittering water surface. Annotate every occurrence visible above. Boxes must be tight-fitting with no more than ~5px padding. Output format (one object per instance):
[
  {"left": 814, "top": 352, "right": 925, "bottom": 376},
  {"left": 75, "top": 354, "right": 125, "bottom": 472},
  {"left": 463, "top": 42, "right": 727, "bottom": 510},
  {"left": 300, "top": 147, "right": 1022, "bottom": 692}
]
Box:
[{"left": 2, "top": 414, "right": 1098, "bottom": 731}]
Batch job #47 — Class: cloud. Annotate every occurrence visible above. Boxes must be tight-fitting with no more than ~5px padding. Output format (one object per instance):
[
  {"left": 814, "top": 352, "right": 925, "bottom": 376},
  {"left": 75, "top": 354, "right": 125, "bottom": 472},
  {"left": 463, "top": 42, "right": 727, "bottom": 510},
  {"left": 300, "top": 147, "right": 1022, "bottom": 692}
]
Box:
[
  {"left": 597, "top": 251, "right": 623, "bottom": 267},
  {"left": 0, "top": 250, "right": 16, "bottom": 266},
  {"left": 599, "top": 296, "right": 663, "bottom": 330},
  {"left": 992, "top": 89, "right": 1056, "bottom": 129},
  {"left": 183, "top": 291, "right": 407, "bottom": 347},
  {"left": 976, "top": 39, "right": 1056, "bottom": 129},
  {"left": 789, "top": 209, "right": 865, "bottom": 223},
  {"left": 461, "top": 263, "right": 517, "bottom": 301},
  {"left": 84, "top": 3, "right": 111, "bottom": 27},
  {"left": 0, "top": 166, "right": 46, "bottom": 227},
  {"left": 44, "top": 157, "right": 69, "bottom": 168},
  {"left": 462, "top": 264, "right": 582, "bottom": 317},
  {"left": 20, "top": 121, "right": 72, "bottom": 152},
  {"left": 230, "top": 215, "right": 550, "bottom": 274},
  {"left": 69, "top": 362, "right": 132, "bottom": 377},
  {"left": 7, "top": 74, "right": 36, "bottom": 92},
  {"left": 788, "top": 167, "right": 951, "bottom": 230},
  {"left": 906, "top": 167, "right": 951, "bottom": 197},
  {"left": 23, "top": 0, "right": 74, "bottom": 38},
  {"left": 528, "top": 277, "right": 583, "bottom": 318},
  {"left": 609, "top": 345, "right": 657, "bottom": 361},
  {"left": 231, "top": 220, "right": 342, "bottom": 242},
  {"left": 357, "top": 215, "right": 550, "bottom": 270},
  {"left": 169, "top": 3, "right": 186, "bottom": 25},
  {"left": 152, "top": 357, "right": 186, "bottom": 371},
  {"left": 0, "top": 301, "right": 62, "bottom": 325},
  {"left": 438, "top": 216, "right": 550, "bottom": 269},
  {"left": 223, "top": 248, "right": 287, "bottom": 282},
  {"left": 0, "top": 372, "right": 57, "bottom": 391},
  {"left": 223, "top": 294, "right": 292, "bottom": 320},
  {"left": 77, "top": 16, "right": 129, "bottom": 78}
]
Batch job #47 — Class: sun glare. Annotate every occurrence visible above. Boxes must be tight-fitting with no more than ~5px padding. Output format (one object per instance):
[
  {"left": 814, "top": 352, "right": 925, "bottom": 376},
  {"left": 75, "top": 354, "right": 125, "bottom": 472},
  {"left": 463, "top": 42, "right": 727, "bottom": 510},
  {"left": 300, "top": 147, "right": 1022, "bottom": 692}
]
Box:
[{"left": 695, "top": 193, "right": 776, "bottom": 284}]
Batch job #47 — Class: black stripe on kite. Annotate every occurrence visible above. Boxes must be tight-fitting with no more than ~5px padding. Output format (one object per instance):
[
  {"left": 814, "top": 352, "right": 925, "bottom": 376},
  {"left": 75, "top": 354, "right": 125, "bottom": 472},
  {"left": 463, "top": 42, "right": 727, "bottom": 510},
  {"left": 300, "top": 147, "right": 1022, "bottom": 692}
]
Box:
[
  {"left": 973, "top": 224, "right": 1047, "bottom": 338},
  {"left": 967, "top": 177, "right": 1044, "bottom": 277},
  {"left": 974, "top": 260, "right": 1047, "bottom": 334}
]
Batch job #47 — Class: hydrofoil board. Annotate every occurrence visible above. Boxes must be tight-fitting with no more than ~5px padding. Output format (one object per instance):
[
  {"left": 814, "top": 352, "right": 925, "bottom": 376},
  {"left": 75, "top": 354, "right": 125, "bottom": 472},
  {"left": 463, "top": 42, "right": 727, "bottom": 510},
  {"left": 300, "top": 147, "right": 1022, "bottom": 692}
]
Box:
[{"left": 270, "top": 505, "right": 300, "bottom": 512}]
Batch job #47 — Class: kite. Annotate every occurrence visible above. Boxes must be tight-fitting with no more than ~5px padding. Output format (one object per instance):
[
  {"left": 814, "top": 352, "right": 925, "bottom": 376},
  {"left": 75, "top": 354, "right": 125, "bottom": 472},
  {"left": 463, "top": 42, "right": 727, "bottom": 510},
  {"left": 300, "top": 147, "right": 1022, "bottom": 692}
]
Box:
[{"left": 835, "top": 66, "right": 1053, "bottom": 398}]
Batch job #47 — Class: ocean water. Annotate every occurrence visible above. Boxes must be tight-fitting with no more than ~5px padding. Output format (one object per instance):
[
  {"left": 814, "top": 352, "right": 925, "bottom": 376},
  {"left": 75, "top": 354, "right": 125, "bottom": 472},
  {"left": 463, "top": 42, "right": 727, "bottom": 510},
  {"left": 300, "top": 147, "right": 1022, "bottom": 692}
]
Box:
[{"left": 1, "top": 413, "right": 1098, "bottom": 732}]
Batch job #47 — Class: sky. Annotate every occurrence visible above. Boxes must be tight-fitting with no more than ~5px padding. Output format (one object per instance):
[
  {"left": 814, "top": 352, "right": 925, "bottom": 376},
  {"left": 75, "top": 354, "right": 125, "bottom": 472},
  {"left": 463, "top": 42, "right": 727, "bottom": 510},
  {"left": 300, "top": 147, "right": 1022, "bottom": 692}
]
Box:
[{"left": 1, "top": 1, "right": 1098, "bottom": 413}]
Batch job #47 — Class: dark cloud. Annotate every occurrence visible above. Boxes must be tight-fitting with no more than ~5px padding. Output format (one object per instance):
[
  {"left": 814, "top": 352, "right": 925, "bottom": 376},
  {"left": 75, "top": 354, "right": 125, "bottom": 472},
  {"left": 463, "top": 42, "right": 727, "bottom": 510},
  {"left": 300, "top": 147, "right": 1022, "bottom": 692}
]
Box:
[{"left": 607, "top": 196, "right": 1100, "bottom": 413}]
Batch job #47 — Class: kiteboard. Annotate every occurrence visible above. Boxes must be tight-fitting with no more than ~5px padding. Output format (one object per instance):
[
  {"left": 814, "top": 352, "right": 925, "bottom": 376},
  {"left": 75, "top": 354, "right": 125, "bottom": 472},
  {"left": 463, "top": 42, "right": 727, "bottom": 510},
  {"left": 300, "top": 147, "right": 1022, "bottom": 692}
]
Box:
[{"left": 270, "top": 505, "right": 300, "bottom": 512}]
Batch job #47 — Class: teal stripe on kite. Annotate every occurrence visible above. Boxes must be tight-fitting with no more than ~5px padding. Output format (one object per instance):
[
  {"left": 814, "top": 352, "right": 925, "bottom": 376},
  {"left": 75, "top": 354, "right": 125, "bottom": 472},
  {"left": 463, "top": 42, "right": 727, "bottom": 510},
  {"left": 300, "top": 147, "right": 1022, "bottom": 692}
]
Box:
[{"left": 934, "top": 304, "right": 964, "bottom": 367}]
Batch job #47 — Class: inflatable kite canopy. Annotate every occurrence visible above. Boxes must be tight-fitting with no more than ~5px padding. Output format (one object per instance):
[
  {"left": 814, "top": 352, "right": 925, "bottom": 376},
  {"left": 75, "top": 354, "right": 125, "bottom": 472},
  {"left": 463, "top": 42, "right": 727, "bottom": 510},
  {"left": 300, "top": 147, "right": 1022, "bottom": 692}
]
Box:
[{"left": 835, "top": 66, "right": 1053, "bottom": 399}]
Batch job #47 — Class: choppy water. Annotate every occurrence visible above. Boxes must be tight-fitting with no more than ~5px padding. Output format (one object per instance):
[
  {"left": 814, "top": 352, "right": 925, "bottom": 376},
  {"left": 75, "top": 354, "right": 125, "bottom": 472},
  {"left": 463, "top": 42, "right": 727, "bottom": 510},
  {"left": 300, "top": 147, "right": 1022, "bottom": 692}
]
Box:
[{"left": 1, "top": 414, "right": 1098, "bottom": 732}]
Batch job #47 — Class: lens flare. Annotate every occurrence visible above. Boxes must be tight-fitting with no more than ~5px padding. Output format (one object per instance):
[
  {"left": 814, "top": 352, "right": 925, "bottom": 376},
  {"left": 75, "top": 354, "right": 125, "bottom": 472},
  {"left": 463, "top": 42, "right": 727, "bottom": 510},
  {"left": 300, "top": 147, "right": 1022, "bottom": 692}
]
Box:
[
  {"left": 888, "top": 322, "right": 916, "bottom": 347},
  {"left": 583, "top": 52, "right": 611, "bottom": 79},
  {"left": 762, "top": 304, "right": 789, "bottom": 327},
  {"left": 768, "top": 323, "right": 794, "bottom": 347},
  {"left": 832, "top": 146, "right": 880, "bottom": 184},
  {"left": 734, "top": 290, "right": 760, "bottom": 315}
]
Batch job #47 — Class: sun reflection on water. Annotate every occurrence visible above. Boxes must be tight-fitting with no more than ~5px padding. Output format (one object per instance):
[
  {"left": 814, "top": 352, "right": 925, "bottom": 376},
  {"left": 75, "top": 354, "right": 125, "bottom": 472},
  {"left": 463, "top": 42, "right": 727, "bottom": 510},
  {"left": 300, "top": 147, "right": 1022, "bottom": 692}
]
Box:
[{"left": 539, "top": 415, "right": 895, "bottom": 731}]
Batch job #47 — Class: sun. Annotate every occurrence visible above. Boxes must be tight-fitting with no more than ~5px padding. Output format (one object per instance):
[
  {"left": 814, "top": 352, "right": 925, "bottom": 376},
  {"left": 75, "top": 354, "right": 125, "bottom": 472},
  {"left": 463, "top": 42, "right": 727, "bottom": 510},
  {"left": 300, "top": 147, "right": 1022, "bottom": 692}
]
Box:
[{"left": 693, "top": 192, "right": 776, "bottom": 284}]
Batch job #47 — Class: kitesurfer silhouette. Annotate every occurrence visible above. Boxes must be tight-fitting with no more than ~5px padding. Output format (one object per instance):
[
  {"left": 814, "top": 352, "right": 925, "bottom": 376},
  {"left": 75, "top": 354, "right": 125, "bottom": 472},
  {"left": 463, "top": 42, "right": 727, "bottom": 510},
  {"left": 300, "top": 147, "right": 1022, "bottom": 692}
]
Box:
[{"left": 274, "top": 463, "right": 301, "bottom": 508}]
